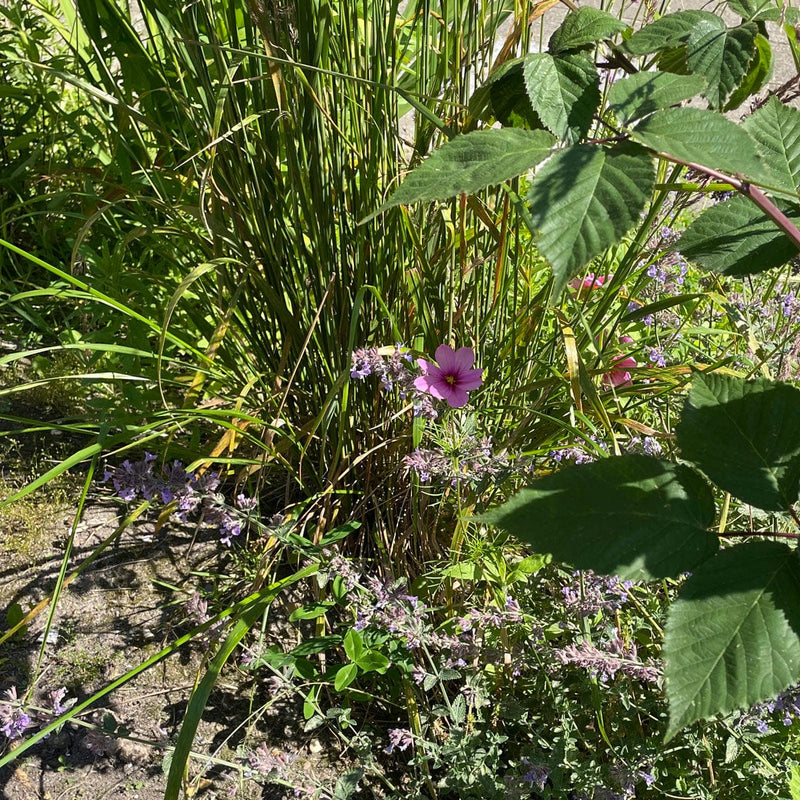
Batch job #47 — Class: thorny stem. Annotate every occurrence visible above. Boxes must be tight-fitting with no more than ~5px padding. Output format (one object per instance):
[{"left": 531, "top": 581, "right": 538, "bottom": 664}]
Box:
[
  {"left": 673, "top": 159, "right": 800, "bottom": 249},
  {"left": 718, "top": 530, "right": 800, "bottom": 540}
]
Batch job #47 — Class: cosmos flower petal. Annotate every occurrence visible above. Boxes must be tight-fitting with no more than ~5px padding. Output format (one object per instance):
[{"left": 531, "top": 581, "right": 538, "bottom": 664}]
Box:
[
  {"left": 416, "top": 358, "right": 433, "bottom": 375},
  {"left": 452, "top": 346, "right": 476, "bottom": 371},
  {"left": 414, "top": 374, "right": 448, "bottom": 399},
  {"left": 442, "top": 386, "right": 470, "bottom": 407},
  {"left": 458, "top": 368, "right": 483, "bottom": 391},
  {"left": 434, "top": 344, "right": 457, "bottom": 371}
]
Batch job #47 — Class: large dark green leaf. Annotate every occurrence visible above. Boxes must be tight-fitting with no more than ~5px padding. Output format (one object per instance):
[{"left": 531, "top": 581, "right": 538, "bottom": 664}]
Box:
[
  {"left": 523, "top": 52, "right": 600, "bottom": 143},
  {"left": 548, "top": 6, "right": 629, "bottom": 54},
  {"left": 527, "top": 142, "right": 655, "bottom": 296},
  {"left": 630, "top": 108, "right": 768, "bottom": 182},
  {"left": 470, "top": 59, "right": 541, "bottom": 128},
  {"left": 483, "top": 455, "right": 718, "bottom": 581},
  {"left": 377, "top": 129, "right": 555, "bottom": 212},
  {"left": 664, "top": 541, "right": 800, "bottom": 740},
  {"left": 623, "top": 11, "right": 721, "bottom": 56},
  {"left": 607, "top": 72, "right": 707, "bottom": 125},
  {"left": 686, "top": 20, "right": 757, "bottom": 108},
  {"left": 676, "top": 372, "right": 800, "bottom": 510},
  {"left": 676, "top": 195, "right": 800, "bottom": 276},
  {"left": 743, "top": 96, "right": 800, "bottom": 196}
]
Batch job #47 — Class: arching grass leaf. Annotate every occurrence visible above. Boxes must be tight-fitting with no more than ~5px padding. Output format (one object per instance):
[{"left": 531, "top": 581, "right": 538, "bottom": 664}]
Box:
[
  {"left": 686, "top": 20, "right": 757, "bottom": 108},
  {"left": 676, "top": 195, "right": 800, "bottom": 276},
  {"left": 677, "top": 372, "right": 800, "bottom": 510},
  {"left": 483, "top": 455, "right": 718, "bottom": 581},
  {"left": 623, "top": 11, "right": 720, "bottom": 56},
  {"left": 743, "top": 96, "right": 800, "bottom": 195},
  {"left": 527, "top": 142, "right": 655, "bottom": 297},
  {"left": 376, "top": 129, "right": 555, "bottom": 214},
  {"left": 548, "top": 6, "right": 628, "bottom": 54},
  {"left": 523, "top": 52, "right": 600, "bottom": 143},
  {"left": 607, "top": 72, "right": 707, "bottom": 125},
  {"left": 664, "top": 541, "right": 800, "bottom": 740},
  {"left": 630, "top": 108, "right": 768, "bottom": 182}
]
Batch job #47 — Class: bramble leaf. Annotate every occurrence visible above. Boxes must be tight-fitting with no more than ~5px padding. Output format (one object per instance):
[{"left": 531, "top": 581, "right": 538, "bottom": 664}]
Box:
[
  {"left": 664, "top": 541, "right": 800, "bottom": 739},
  {"left": 483, "top": 454, "right": 718, "bottom": 581},
  {"left": 743, "top": 96, "right": 800, "bottom": 195},
  {"left": 377, "top": 129, "right": 555, "bottom": 212},
  {"left": 522, "top": 52, "right": 600, "bottom": 143},
  {"left": 677, "top": 373, "right": 800, "bottom": 510},
  {"left": 548, "top": 6, "right": 628, "bottom": 54},
  {"left": 607, "top": 72, "right": 707, "bottom": 125},
  {"left": 727, "top": 0, "right": 782, "bottom": 22},
  {"left": 630, "top": 108, "right": 768, "bottom": 181},
  {"left": 527, "top": 142, "right": 655, "bottom": 296},
  {"left": 623, "top": 11, "right": 720, "bottom": 56},
  {"left": 676, "top": 195, "right": 800, "bottom": 276},
  {"left": 686, "top": 20, "right": 757, "bottom": 108},
  {"left": 724, "top": 33, "right": 773, "bottom": 110}
]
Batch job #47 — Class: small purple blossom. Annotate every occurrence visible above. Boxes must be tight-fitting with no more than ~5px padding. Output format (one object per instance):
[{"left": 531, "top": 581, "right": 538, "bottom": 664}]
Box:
[{"left": 385, "top": 728, "right": 413, "bottom": 754}]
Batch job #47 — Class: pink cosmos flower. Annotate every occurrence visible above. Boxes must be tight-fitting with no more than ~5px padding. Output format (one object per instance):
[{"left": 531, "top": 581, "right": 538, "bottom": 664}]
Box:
[
  {"left": 603, "top": 336, "right": 636, "bottom": 389},
  {"left": 414, "top": 344, "right": 483, "bottom": 408}
]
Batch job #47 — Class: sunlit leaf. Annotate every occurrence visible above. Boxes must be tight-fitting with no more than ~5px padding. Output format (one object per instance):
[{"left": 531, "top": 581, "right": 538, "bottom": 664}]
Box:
[
  {"left": 523, "top": 52, "right": 600, "bottom": 143},
  {"left": 630, "top": 108, "right": 768, "bottom": 182},
  {"left": 548, "top": 6, "right": 628, "bottom": 54},
  {"left": 743, "top": 96, "right": 800, "bottom": 195},
  {"left": 607, "top": 72, "right": 707, "bottom": 125},
  {"left": 377, "top": 129, "right": 555, "bottom": 213},
  {"left": 527, "top": 142, "right": 655, "bottom": 296}
]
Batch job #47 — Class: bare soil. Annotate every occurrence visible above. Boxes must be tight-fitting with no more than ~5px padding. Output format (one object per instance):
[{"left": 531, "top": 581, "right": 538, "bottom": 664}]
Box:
[{"left": 0, "top": 490, "right": 339, "bottom": 800}]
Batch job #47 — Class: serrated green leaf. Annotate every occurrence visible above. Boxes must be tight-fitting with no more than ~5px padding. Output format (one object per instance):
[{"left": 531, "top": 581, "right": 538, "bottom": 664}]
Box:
[
  {"left": 743, "top": 96, "right": 800, "bottom": 195},
  {"left": 664, "top": 541, "right": 800, "bottom": 740},
  {"left": 686, "top": 21, "right": 757, "bottom": 108},
  {"left": 676, "top": 195, "right": 800, "bottom": 276},
  {"left": 527, "top": 142, "right": 655, "bottom": 296},
  {"left": 523, "top": 52, "right": 600, "bottom": 143},
  {"left": 607, "top": 72, "right": 707, "bottom": 125},
  {"left": 450, "top": 693, "right": 467, "bottom": 724},
  {"left": 483, "top": 455, "right": 718, "bottom": 581},
  {"left": 378, "top": 129, "right": 555, "bottom": 212},
  {"left": 631, "top": 108, "right": 768, "bottom": 182},
  {"left": 548, "top": 6, "right": 628, "bottom": 54},
  {"left": 676, "top": 372, "right": 800, "bottom": 510},
  {"left": 481, "top": 59, "right": 540, "bottom": 128},
  {"left": 623, "top": 11, "right": 720, "bottom": 56},
  {"left": 724, "top": 33, "right": 773, "bottom": 111},
  {"left": 727, "top": 0, "right": 782, "bottom": 21},
  {"left": 334, "top": 662, "right": 359, "bottom": 691}
]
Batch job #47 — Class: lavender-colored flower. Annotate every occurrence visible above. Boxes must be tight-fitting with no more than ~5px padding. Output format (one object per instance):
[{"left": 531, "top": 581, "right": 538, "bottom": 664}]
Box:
[
  {"left": 47, "top": 687, "right": 71, "bottom": 715},
  {"left": 249, "top": 743, "right": 297, "bottom": 777},
  {"left": 560, "top": 570, "right": 632, "bottom": 617},
  {"left": 385, "top": 728, "right": 413, "bottom": 754},
  {"left": 0, "top": 687, "right": 31, "bottom": 740},
  {"left": 553, "top": 632, "right": 659, "bottom": 684},
  {"left": 521, "top": 760, "right": 550, "bottom": 791},
  {"left": 647, "top": 347, "right": 667, "bottom": 368}
]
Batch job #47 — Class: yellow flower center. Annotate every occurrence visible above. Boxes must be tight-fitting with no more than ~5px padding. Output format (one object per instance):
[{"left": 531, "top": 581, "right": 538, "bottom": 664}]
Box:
[{"left": 445, "top": 375, "right": 456, "bottom": 385}]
